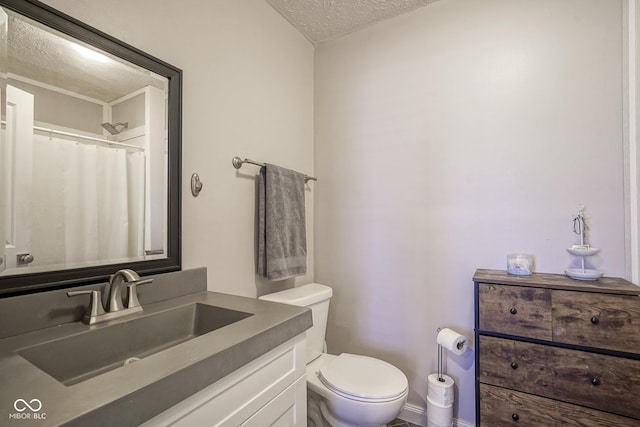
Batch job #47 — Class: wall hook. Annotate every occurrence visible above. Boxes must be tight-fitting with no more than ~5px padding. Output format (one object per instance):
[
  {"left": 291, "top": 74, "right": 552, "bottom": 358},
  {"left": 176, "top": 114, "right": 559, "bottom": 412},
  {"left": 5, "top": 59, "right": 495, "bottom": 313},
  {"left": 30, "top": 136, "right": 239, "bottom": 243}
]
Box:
[{"left": 191, "top": 173, "right": 203, "bottom": 197}]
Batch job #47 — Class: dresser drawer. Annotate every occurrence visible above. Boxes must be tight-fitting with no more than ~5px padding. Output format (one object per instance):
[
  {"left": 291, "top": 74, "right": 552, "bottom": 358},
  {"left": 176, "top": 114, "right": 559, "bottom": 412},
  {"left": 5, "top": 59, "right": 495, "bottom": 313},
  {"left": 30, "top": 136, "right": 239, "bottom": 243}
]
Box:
[
  {"left": 478, "top": 284, "right": 552, "bottom": 340},
  {"left": 480, "top": 384, "right": 638, "bottom": 427},
  {"left": 479, "top": 383, "right": 557, "bottom": 426},
  {"left": 553, "top": 290, "right": 640, "bottom": 354},
  {"left": 479, "top": 336, "right": 553, "bottom": 392},
  {"left": 479, "top": 336, "right": 640, "bottom": 419}
]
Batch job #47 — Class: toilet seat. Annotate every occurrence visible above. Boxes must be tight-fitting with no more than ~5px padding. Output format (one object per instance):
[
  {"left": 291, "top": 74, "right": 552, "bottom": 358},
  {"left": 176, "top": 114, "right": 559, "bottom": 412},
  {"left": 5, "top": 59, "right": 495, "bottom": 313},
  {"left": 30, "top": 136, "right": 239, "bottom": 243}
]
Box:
[{"left": 318, "top": 353, "right": 408, "bottom": 403}]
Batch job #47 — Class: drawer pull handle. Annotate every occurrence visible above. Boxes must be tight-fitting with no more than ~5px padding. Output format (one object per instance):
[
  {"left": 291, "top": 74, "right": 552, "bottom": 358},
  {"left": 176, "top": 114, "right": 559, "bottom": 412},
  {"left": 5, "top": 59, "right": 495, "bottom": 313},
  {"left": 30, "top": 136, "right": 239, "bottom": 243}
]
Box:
[
  {"left": 592, "top": 377, "right": 601, "bottom": 386},
  {"left": 511, "top": 362, "right": 518, "bottom": 369},
  {"left": 511, "top": 413, "right": 520, "bottom": 421},
  {"left": 509, "top": 307, "right": 517, "bottom": 315},
  {"left": 590, "top": 316, "right": 600, "bottom": 325}
]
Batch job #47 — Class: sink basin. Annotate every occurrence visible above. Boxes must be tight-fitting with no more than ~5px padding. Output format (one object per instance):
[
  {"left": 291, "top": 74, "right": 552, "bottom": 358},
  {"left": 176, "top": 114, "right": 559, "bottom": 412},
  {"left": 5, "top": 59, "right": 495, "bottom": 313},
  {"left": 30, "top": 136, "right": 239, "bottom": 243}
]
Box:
[{"left": 18, "top": 303, "right": 252, "bottom": 386}]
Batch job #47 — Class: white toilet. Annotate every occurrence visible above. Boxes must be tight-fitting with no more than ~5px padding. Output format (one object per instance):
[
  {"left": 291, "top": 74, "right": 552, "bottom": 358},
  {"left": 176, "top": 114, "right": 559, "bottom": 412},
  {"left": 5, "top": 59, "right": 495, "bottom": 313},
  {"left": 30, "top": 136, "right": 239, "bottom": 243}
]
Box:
[{"left": 259, "top": 283, "right": 408, "bottom": 427}]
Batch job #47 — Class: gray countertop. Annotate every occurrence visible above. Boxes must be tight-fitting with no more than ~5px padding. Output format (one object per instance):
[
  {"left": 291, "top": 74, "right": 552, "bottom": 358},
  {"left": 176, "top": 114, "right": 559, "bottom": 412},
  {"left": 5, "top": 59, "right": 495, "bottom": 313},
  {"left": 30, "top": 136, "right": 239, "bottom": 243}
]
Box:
[{"left": 0, "top": 287, "right": 312, "bottom": 426}]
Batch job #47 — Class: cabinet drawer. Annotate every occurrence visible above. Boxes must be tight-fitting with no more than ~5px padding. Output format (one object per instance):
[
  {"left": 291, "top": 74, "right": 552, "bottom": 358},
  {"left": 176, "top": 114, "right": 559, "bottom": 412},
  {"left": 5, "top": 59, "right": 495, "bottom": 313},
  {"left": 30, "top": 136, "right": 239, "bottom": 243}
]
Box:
[
  {"left": 480, "top": 384, "right": 637, "bottom": 427},
  {"left": 479, "top": 336, "right": 640, "bottom": 420},
  {"left": 553, "top": 291, "right": 640, "bottom": 354},
  {"left": 479, "top": 336, "right": 553, "bottom": 393},
  {"left": 478, "top": 284, "right": 552, "bottom": 340}
]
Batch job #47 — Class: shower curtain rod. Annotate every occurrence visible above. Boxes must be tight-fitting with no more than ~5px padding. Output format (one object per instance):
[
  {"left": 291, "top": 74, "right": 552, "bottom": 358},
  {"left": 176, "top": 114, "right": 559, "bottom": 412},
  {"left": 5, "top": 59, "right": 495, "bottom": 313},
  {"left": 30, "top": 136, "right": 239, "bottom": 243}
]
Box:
[
  {"left": 232, "top": 156, "right": 317, "bottom": 182},
  {"left": 1, "top": 120, "right": 145, "bottom": 151},
  {"left": 33, "top": 125, "right": 145, "bottom": 151}
]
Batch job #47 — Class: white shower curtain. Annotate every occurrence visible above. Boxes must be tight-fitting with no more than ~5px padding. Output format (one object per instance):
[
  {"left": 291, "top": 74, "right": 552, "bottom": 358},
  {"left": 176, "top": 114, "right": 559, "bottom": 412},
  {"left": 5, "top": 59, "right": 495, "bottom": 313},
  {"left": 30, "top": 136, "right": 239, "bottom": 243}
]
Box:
[{"left": 31, "top": 134, "right": 145, "bottom": 267}]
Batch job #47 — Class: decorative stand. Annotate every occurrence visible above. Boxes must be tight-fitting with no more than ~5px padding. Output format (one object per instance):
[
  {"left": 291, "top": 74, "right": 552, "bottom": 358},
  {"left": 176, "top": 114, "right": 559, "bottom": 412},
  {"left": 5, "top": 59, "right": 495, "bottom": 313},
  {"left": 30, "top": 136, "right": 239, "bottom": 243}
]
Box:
[{"left": 565, "top": 206, "right": 602, "bottom": 280}]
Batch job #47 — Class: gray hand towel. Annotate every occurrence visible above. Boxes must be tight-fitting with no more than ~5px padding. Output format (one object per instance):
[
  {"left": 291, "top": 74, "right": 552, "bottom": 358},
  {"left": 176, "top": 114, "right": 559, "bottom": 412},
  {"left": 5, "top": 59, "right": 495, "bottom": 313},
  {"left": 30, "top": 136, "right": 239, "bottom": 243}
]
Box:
[{"left": 257, "top": 163, "right": 307, "bottom": 281}]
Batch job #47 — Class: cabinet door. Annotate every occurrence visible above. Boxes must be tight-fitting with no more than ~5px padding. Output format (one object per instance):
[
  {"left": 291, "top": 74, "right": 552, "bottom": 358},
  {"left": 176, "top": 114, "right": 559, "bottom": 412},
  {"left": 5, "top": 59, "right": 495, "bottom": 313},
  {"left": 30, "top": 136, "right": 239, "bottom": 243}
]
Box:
[{"left": 242, "top": 377, "right": 306, "bottom": 427}]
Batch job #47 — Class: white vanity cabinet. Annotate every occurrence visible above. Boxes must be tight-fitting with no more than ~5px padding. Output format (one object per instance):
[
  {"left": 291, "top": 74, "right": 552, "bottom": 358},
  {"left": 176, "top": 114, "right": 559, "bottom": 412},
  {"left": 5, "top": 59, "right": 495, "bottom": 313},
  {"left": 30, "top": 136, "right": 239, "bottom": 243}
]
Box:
[{"left": 143, "top": 334, "right": 307, "bottom": 426}]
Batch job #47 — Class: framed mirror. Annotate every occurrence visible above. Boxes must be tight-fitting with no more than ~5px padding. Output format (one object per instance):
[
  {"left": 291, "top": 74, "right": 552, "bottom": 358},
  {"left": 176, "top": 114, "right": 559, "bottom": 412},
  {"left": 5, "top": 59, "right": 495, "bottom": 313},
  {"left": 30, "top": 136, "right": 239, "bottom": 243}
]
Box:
[{"left": 0, "top": 0, "right": 181, "bottom": 295}]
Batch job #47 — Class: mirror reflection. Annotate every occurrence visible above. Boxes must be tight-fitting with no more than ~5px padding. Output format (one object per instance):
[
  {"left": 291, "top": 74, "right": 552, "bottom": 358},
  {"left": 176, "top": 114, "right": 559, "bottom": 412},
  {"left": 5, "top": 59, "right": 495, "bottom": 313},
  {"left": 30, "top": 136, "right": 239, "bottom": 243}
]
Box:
[{"left": 0, "top": 6, "right": 169, "bottom": 278}]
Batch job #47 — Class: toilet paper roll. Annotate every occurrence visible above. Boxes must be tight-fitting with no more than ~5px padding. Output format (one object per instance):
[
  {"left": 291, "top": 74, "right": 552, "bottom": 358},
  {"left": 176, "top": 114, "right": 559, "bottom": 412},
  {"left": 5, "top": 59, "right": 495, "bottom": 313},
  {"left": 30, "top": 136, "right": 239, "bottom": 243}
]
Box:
[
  {"left": 427, "top": 395, "right": 453, "bottom": 426},
  {"left": 437, "top": 328, "right": 468, "bottom": 355},
  {"left": 427, "top": 373, "right": 454, "bottom": 406}
]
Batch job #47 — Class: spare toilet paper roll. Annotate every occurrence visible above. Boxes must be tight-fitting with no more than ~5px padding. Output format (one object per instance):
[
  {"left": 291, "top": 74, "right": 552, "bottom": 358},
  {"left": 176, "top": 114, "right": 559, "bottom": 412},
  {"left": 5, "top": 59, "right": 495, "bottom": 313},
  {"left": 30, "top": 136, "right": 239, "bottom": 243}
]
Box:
[
  {"left": 437, "top": 328, "right": 468, "bottom": 355},
  {"left": 427, "top": 395, "right": 453, "bottom": 426},
  {"left": 427, "top": 373, "right": 454, "bottom": 406}
]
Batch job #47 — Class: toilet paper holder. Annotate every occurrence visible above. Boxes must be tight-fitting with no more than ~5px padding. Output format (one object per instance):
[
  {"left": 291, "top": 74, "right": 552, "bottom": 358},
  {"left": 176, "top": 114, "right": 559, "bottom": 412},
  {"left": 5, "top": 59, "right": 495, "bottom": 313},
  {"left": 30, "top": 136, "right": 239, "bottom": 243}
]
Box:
[
  {"left": 436, "top": 327, "right": 467, "bottom": 382},
  {"left": 437, "top": 328, "right": 447, "bottom": 382}
]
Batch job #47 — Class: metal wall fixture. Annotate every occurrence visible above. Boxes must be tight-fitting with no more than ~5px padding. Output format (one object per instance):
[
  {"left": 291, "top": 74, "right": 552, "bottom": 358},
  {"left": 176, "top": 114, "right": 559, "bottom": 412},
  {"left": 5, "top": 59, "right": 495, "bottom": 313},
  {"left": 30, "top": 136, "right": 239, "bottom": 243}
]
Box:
[
  {"left": 191, "top": 173, "right": 203, "bottom": 197},
  {"left": 231, "top": 156, "right": 317, "bottom": 182},
  {"left": 17, "top": 253, "right": 35, "bottom": 266},
  {"left": 1, "top": 120, "right": 144, "bottom": 151}
]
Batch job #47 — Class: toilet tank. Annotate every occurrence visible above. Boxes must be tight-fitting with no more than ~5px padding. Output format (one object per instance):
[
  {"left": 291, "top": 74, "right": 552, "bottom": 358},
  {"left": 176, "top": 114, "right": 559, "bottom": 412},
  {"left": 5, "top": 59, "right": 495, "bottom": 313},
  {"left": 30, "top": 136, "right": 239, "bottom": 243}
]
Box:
[{"left": 259, "top": 283, "right": 332, "bottom": 363}]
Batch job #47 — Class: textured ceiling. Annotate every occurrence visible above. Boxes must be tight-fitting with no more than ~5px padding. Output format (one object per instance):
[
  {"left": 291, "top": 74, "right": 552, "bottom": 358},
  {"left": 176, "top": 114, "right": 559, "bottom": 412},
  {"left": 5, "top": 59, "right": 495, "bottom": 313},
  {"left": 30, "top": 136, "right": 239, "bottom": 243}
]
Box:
[
  {"left": 266, "top": 0, "right": 440, "bottom": 44},
  {"left": 5, "top": 10, "right": 166, "bottom": 102}
]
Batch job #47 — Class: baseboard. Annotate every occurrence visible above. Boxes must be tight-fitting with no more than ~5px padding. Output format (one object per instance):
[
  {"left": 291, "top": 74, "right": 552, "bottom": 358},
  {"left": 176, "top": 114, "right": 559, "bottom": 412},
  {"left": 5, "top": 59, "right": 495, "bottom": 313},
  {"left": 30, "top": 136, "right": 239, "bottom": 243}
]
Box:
[
  {"left": 399, "top": 403, "right": 474, "bottom": 427},
  {"left": 398, "top": 403, "right": 426, "bottom": 425}
]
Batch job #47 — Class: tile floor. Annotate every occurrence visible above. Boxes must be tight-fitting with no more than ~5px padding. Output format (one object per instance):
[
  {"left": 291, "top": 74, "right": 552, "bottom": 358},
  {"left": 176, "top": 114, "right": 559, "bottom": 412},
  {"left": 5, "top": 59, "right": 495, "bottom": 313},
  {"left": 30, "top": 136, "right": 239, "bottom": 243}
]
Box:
[{"left": 387, "top": 419, "right": 421, "bottom": 427}]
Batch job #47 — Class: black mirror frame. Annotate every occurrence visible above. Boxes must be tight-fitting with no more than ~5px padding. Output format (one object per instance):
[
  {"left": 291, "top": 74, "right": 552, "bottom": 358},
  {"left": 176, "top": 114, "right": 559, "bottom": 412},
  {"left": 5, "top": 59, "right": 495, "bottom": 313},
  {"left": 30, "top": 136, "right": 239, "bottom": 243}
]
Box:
[{"left": 0, "top": 0, "right": 182, "bottom": 296}]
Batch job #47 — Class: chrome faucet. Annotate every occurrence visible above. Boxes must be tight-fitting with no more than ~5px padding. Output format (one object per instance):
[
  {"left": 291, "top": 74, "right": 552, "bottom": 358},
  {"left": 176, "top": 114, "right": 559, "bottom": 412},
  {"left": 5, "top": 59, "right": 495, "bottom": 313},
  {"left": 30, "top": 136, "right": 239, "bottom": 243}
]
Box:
[
  {"left": 68, "top": 269, "right": 153, "bottom": 325},
  {"left": 108, "top": 269, "right": 151, "bottom": 312}
]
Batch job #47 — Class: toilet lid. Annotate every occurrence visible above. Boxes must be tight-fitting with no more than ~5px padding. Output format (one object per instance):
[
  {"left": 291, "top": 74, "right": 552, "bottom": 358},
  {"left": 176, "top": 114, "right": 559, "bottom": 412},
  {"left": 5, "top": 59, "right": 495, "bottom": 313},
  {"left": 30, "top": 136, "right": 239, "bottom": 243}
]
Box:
[{"left": 318, "top": 353, "right": 408, "bottom": 401}]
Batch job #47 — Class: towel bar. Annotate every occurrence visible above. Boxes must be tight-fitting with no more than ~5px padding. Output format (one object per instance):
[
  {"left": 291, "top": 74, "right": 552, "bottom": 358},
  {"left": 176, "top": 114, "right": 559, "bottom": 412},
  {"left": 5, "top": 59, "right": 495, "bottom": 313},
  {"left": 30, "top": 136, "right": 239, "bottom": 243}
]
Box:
[{"left": 232, "top": 156, "right": 317, "bottom": 182}]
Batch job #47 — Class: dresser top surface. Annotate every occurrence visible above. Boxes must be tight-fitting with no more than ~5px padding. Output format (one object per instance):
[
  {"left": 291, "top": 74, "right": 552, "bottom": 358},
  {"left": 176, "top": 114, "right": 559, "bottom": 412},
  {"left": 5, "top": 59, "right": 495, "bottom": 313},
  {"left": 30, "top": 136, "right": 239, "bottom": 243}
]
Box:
[{"left": 474, "top": 269, "right": 640, "bottom": 295}]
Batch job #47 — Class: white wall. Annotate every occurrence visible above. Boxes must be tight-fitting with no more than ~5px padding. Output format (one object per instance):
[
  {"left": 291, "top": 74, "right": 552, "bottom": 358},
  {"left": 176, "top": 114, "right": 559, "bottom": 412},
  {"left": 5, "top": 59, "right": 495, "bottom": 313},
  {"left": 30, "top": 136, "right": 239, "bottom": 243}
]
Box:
[
  {"left": 41, "top": 0, "right": 315, "bottom": 297},
  {"left": 635, "top": 0, "right": 640, "bottom": 282},
  {"left": 627, "top": 0, "right": 640, "bottom": 283},
  {"left": 314, "top": 0, "right": 625, "bottom": 424}
]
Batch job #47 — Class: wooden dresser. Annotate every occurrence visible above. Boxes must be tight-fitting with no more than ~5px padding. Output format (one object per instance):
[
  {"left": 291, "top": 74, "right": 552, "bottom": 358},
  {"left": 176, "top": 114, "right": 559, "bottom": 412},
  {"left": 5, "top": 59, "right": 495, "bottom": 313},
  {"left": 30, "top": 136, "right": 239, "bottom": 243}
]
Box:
[{"left": 474, "top": 269, "right": 640, "bottom": 426}]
